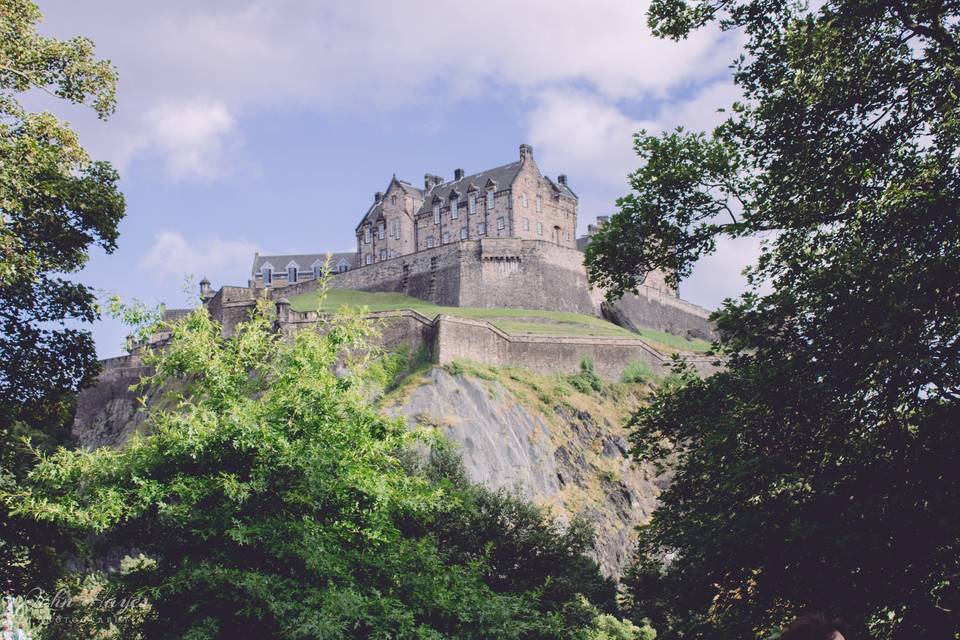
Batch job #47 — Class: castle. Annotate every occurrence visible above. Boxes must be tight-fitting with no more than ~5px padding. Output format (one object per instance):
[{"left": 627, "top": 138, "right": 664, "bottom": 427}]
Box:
[
  {"left": 244, "top": 144, "right": 687, "bottom": 323},
  {"left": 137, "top": 144, "right": 717, "bottom": 387}
]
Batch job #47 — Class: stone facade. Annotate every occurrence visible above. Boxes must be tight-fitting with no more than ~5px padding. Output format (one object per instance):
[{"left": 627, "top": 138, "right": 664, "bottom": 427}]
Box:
[{"left": 356, "top": 177, "right": 423, "bottom": 267}]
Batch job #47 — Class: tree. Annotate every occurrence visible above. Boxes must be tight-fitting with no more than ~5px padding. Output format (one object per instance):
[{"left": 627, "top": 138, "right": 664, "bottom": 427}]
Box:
[
  {"left": 0, "top": 0, "right": 124, "bottom": 591},
  {"left": 6, "top": 304, "right": 614, "bottom": 639},
  {"left": 586, "top": 0, "right": 960, "bottom": 637}
]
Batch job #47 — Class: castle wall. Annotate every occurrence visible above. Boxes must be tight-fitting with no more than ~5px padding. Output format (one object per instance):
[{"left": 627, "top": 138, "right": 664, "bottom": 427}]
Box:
[
  {"left": 433, "top": 315, "right": 718, "bottom": 379},
  {"left": 606, "top": 286, "right": 716, "bottom": 341}
]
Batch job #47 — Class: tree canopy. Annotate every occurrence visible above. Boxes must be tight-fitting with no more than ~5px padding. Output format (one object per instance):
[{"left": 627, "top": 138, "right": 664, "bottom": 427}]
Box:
[
  {"left": 586, "top": 0, "right": 960, "bottom": 638},
  {"left": 0, "top": 0, "right": 125, "bottom": 592},
  {"left": 6, "top": 303, "right": 624, "bottom": 639}
]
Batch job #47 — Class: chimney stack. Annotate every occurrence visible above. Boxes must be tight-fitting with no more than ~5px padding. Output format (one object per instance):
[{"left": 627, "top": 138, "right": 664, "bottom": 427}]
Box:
[
  {"left": 374, "top": 191, "right": 384, "bottom": 203},
  {"left": 519, "top": 143, "right": 533, "bottom": 161},
  {"left": 557, "top": 174, "right": 567, "bottom": 186},
  {"left": 424, "top": 174, "right": 444, "bottom": 190},
  {"left": 454, "top": 168, "right": 464, "bottom": 181}
]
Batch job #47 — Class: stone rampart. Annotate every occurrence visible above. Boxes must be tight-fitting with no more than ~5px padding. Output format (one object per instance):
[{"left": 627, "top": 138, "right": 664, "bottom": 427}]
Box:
[{"left": 432, "top": 315, "right": 717, "bottom": 379}]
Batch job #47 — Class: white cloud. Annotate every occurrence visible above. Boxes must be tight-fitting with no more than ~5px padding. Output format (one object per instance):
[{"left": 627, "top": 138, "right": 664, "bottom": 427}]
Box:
[
  {"left": 142, "top": 100, "right": 238, "bottom": 180},
  {"left": 139, "top": 231, "right": 259, "bottom": 283},
  {"left": 528, "top": 90, "right": 655, "bottom": 186},
  {"left": 36, "top": 0, "right": 737, "bottom": 180}
]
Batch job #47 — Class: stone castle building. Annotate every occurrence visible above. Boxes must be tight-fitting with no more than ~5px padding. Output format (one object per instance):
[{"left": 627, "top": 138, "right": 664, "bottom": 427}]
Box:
[{"left": 249, "top": 144, "right": 676, "bottom": 298}]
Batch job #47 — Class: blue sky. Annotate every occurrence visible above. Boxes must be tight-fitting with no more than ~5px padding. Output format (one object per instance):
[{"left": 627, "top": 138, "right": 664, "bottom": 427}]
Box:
[{"left": 35, "top": 0, "right": 761, "bottom": 358}]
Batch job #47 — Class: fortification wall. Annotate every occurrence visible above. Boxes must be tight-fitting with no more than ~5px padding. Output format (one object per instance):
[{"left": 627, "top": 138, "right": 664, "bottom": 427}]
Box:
[
  {"left": 260, "top": 238, "right": 715, "bottom": 339},
  {"left": 607, "top": 287, "right": 715, "bottom": 341},
  {"left": 277, "top": 308, "right": 437, "bottom": 358},
  {"left": 433, "top": 315, "right": 717, "bottom": 379}
]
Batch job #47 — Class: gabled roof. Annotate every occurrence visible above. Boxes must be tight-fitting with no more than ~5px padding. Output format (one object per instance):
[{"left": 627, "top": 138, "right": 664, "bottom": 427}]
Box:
[
  {"left": 416, "top": 161, "right": 523, "bottom": 216},
  {"left": 251, "top": 252, "right": 357, "bottom": 275}
]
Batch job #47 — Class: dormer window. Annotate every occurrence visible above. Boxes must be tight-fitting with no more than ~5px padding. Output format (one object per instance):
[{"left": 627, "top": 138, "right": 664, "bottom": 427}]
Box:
[
  {"left": 487, "top": 189, "right": 495, "bottom": 209},
  {"left": 433, "top": 204, "right": 440, "bottom": 224},
  {"left": 468, "top": 193, "right": 476, "bottom": 215},
  {"left": 287, "top": 265, "right": 298, "bottom": 284},
  {"left": 261, "top": 266, "right": 272, "bottom": 286},
  {"left": 450, "top": 196, "right": 459, "bottom": 219},
  {"left": 313, "top": 262, "right": 323, "bottom": 279}
]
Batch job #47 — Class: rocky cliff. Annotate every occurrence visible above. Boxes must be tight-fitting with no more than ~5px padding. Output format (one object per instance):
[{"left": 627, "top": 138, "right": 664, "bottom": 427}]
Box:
[{"left": 73, "top": 359, "right": 662, "bottom": 577}]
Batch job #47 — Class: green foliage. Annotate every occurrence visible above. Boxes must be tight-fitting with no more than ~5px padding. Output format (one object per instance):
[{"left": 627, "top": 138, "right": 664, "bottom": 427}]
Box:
[
  {"left": 6, "top": 305, "right": 612, "bottom": 639},
  {"left": 0, "top": 0, "right": 124, "bottom": 594},
  {"left": 587, "top": 613, "right": 657, "bottom": 640},
  {"left": 568, "top": 356, "right": 604, "bottom": 394},
  {"left": 620, "top": 361, "right": 657, "bottom": 384},
  {"left": 598, "top": 0, "right": 960, "bottom": 638},
  {"left": 365, "top": 342, "right": 432, "bottom": 395}
]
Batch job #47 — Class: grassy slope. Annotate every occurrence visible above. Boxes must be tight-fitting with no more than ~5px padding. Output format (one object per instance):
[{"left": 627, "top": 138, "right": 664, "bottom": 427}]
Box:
[{"left": 291, "top": 288, "right": 711, "bottom": 353}]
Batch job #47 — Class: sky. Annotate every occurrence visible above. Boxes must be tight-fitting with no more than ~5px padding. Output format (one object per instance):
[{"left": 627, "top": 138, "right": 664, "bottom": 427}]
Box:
[{"left": 34, "top": 0, "right": 762, "bottom": 358}]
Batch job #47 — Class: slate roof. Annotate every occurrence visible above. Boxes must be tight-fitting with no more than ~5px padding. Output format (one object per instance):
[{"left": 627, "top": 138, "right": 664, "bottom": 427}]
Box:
[
  {"left": 251, "top": 252, "right": 356, "bottom": 275},
  {"left": 416, "top": 161, "right": 523, "bottom": 216}
]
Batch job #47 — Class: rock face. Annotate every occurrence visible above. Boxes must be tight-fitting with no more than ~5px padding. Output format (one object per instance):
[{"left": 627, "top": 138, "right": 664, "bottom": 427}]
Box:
[
  {"left": 73, "top": 363, "right": 660, "bottom": 577},
  {"left": 73, "top": 359, "right": 152, "bottom": 449},
  {"left": 383, "top": 367, "right": 663, "bottom": 577}
]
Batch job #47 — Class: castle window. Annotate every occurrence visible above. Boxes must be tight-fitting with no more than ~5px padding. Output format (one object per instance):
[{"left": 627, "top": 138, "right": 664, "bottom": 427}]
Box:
[
  {"left": 261, "top": 267, "right": 272, "bottom": 286},
  {"left": 478, "top": 222, "right": 486, "bottom": 235},
  {"left": 442, "top": 232, "right": 450, "bottom": 244},
  {"left": 535, "top": 193, "right": 542, "bottom": 212},
  {"left": 314, "top": 265, "right": 322, "bottom": 279},
  {"left": 365, "top": 254, "right": 372, "bottom": 265},
  {"left": 460, "top": 226, "right": 468, "bottom": 240},
  {"left": 427, "top": 236, "right": 435, "bottom": 248},
  {"left": 468, "top": 193, "right": 476, "bottom": 215},
  {"left": 434, "top": 204, "right": 440, "bottom": 224},
  {"left": 497, "top": 217, "right": 505, "bottom": 231},
  {"left": 378, "top": 224, "right": 384, "bottom": 240},
  {"left": 288, "top": 265, "right": 298, "bottom": 283},
  {"left": 487, "top": 189, "right": 495, "bottom": 209},
  {"left": 523, "top": 217, "right": 530, "bottom": 231},
  {"left": 338, "top": 262, "right": 350, "bottom": 273},
  {"left": 537, "top": 221, "right": 543, "bottom": 236},
  {"left": 391, "top": 194, "right": 397, "bottom": 205},
  {"left": 392, "top": 219, "right": 400, "bottom": 238},
  {"left": 364, "top": 227, "right": 371, "bottom": 243},
  {"left": 380, "top": 248, "right": 386, "bottom": 261},
  {"left": 521, "top": 193, "right": 528, "bottom": 208},
  {"left": 450, "top": 197, "right": 458, "bottom": 219}
]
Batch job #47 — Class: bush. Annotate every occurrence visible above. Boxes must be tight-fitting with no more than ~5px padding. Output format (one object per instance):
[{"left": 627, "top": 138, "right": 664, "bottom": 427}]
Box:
[{"left": 621, "top": 361, "right": 657, "bottom": 384}]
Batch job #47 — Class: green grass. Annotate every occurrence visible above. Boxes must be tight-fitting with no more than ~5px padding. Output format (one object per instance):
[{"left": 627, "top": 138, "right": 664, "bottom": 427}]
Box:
[{"left": 291, "top": 288, "right": 711, "bottom": 353}]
